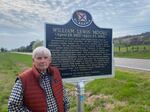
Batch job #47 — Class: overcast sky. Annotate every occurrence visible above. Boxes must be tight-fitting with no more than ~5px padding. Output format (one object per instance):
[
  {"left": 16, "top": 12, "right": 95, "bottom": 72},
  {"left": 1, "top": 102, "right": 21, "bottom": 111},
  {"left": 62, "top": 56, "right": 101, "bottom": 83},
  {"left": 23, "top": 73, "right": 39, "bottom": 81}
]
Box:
[{"left": 0, "top": 0, "right": 150, "bottom": 50}]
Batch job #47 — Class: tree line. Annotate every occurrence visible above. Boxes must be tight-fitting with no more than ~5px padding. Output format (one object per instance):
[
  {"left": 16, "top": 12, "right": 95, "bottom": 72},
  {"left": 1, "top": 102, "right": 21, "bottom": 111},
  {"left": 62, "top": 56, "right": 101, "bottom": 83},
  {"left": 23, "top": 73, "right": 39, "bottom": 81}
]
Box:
[{"left": 0, "top": 40, "right": 43, "bottom": 52}]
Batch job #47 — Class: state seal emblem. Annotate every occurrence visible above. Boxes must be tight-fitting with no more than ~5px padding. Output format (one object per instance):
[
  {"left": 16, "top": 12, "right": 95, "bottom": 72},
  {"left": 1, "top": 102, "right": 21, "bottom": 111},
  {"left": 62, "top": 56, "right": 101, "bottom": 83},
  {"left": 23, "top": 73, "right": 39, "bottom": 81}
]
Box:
[{"left": 72, "top": 10, "right": 92, "bottom": 27}]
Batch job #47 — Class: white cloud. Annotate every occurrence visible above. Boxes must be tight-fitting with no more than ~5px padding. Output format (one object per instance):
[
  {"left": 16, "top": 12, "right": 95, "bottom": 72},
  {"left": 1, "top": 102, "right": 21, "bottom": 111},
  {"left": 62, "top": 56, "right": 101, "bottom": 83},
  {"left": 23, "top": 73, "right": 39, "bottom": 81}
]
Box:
[{"left": 0, "top": 0, "right": 150, "bottom": 49}]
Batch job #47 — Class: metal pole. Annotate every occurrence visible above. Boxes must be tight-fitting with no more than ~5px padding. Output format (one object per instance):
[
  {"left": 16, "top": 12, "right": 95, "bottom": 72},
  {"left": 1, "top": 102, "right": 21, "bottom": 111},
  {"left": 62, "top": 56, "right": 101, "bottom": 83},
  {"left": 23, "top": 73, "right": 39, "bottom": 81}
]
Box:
[{"left": 76, "top": 80, "right": 85, "bottom": 112}]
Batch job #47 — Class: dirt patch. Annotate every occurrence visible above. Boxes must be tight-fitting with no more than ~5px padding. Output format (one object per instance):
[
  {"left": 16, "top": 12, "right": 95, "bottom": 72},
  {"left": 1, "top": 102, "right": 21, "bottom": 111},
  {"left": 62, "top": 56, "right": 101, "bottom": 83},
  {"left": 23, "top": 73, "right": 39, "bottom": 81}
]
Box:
[
  {"left": 68, "top": 89, "right": 128, "bottom": 111},
  {"left": 91, "top": 107, "right": 100, "bottom": 112},
  {"left": 85, "top": 92, "right": 127, "bottom": 112},
  {"left": 85, "top": 92, "right": 112, "bottom": 105}
]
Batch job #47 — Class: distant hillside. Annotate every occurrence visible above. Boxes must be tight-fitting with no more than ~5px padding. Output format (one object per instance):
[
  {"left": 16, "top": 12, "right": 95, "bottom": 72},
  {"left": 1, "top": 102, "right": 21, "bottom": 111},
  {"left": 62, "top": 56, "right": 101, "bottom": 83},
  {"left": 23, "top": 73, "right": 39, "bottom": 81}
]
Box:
[{"left": 113, "top": 32, "right": 150, "bottom": 46}]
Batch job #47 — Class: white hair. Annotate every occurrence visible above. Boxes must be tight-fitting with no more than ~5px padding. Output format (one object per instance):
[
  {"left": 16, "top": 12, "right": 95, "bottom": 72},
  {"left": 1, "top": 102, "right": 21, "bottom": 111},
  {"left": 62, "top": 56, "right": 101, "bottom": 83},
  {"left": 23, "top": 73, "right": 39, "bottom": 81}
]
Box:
[{"left": 32, "top": 46, "right": 51, "bottom": 59}]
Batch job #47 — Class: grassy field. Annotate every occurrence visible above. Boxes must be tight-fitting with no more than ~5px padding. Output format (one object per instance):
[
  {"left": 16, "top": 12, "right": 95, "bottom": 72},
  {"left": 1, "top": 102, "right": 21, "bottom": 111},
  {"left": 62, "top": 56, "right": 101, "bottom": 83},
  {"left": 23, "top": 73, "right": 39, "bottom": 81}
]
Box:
[
  {"left": 0, "top": 53, "right": 32, "bottom": 111},
  {"left": 114, "top": 45, "right": 150, "bottom": 59},
  {"left": 0, "top": 52, "right": 150, "bottom": 112},
  {"left": 67, "top": 68, "right": 150, "bottom": 112}
]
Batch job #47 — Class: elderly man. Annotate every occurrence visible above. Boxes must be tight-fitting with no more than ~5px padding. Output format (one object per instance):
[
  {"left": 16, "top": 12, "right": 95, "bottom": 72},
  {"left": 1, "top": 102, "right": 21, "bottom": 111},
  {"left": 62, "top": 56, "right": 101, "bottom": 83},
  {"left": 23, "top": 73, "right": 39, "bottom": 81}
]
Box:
[{"left": 8, "top": 46, "right": 70, "bottom": 112}]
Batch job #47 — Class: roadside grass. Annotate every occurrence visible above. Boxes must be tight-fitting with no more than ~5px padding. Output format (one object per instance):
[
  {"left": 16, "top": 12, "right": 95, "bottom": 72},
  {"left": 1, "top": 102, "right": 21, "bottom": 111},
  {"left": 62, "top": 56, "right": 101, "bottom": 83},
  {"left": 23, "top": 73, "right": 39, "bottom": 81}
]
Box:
[
  {"left": 0, "top": 52, "right": 31, "bottom": 112},
  {"left": 86, "top": 69, "right": 150, "bottom": 112},
  {"left": 0, "top": 52, "right": 150, "bottom": 112},
  {"left": 67, "top": 69, "right": 150, "bottom": 112}
]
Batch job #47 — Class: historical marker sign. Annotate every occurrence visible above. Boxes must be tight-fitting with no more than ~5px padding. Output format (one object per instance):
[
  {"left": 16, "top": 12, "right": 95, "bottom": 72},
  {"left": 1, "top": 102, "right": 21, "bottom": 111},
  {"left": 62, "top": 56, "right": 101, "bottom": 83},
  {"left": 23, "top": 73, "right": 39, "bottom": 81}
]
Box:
[{"left": 46, "top": 10, "right": 113, "bottom": 80}]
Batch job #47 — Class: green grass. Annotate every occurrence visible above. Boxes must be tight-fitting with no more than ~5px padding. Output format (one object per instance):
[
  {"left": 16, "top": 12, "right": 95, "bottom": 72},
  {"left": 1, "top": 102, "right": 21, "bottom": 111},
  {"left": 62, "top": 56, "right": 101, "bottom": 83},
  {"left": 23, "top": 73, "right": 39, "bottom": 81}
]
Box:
[
  {"left": 66, "top": 70, "right": 150, "bottom": 112},
  {"left": 0, "top": 52, "right": 32, "bottom": 112},
  {"left": 0, "top": 52, "right": 150, "bottom": 112},
  {"left": 115, "top": 51, "right": 150, "bottom": 59},
  {"left": 84, "top": 69, "right": 150, "bottom": 112},
  {"left": 114, "top": 45, "right": 150, "bottom": 59}
]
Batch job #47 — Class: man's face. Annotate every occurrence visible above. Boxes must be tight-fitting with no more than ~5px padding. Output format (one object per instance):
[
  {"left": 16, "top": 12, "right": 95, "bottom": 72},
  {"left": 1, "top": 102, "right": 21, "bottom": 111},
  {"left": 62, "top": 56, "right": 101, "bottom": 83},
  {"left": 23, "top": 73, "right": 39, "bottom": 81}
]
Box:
[{"left": 33, "top": 55, "right": 51, "bottom": 72}]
